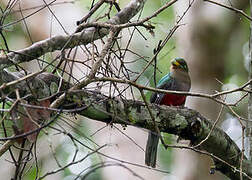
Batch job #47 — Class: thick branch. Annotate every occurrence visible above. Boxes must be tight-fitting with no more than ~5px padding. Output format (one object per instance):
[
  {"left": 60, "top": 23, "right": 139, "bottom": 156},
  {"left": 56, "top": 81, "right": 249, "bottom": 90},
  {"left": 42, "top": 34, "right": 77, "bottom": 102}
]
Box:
[
  {"left": 64, "top": 90, "right": 252, "bottom": 180},
  {"left": 1, "top": 71, "right": 252, "bottom": 180},
  {"left": 0, "top": 0, "right": 146, "bottom": 69}
]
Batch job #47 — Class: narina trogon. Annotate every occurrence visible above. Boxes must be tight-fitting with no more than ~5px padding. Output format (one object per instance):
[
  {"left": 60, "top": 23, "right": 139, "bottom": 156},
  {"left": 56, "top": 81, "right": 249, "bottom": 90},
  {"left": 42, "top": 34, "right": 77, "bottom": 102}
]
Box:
[{"left": 145, "top": 57, "right": 191, "bottom": 168}]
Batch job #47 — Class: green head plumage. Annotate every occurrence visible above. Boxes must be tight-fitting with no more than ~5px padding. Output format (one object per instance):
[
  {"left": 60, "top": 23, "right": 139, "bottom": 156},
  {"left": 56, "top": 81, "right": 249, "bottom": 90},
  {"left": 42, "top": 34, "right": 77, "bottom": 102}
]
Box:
[{"left": 171, "top": 57, "right": 189, "bottom": 72}]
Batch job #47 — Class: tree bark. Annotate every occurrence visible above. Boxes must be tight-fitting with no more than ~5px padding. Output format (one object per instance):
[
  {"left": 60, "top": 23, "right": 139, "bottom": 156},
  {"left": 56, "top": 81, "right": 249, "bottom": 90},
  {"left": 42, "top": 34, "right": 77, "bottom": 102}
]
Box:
[{"left": 0, "top": 70, "right": 251, "bottom": 180}]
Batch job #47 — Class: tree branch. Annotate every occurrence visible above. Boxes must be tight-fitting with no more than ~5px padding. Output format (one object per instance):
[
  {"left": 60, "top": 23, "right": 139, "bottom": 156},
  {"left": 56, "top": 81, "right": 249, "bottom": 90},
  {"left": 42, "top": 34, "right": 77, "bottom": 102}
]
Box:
[
  {"left": 64, "top": 89, "right": 252, "bottom": 180},
  {"left": 0, "top": 0, "right": 146, "bottom": 70},
  {"left": 1, "top": 71, "right": 252, "bottom": 180}
]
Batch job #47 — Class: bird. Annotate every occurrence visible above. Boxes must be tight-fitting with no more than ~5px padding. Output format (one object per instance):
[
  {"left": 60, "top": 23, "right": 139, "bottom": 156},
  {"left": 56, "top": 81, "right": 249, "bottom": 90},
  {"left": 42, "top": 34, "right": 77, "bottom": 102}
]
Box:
[{"left": 145, "top": 57, "right": 191, "bottom": 168}]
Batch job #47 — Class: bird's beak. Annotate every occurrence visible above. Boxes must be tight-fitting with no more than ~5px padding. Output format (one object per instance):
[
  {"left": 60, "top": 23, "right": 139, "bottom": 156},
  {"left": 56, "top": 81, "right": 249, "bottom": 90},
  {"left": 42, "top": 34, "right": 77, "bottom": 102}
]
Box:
[{"left": 171, "top": 60, "right": 180, "bottom": 67}]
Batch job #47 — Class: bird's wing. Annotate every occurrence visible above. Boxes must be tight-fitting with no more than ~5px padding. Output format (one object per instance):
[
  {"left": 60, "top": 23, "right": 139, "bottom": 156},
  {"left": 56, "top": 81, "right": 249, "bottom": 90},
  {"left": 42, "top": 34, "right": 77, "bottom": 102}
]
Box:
[{"left": 150, "top": 73, "right": 175, "bottom": 104}]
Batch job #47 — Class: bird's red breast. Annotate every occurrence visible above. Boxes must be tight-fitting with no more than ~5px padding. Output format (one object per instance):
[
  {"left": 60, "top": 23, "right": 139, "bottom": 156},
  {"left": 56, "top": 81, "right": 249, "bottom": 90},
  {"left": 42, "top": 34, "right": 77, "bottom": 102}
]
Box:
[{"left": 160, "top": 93, "right": 186, "bottom": 106}]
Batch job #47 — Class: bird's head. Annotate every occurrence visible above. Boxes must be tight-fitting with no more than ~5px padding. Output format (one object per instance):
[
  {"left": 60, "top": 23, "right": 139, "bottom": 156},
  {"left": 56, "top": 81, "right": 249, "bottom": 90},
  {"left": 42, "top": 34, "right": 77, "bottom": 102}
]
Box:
[{"left": 170, "top": 58, "right": 189, "bottom": 73}]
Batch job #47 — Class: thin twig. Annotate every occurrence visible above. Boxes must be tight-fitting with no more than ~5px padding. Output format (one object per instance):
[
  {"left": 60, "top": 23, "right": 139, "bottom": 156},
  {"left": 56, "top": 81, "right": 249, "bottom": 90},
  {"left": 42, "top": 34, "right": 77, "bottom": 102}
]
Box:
[
  {"left": 94, "top": 77, "right": 252, "bottom": 107},
  {"left": 204, "top": 0, "right": 252, "bottom": 21},
  {"left": 50, "top": 29, "right": 118, "bottom": 108}
]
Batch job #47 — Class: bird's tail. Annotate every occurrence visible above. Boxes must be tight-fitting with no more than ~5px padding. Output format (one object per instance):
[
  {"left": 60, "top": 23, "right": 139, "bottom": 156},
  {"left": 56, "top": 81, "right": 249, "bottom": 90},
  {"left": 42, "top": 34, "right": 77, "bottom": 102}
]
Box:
[{"left": 145, "top": 131, "right": 159, "bottom": 168}]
